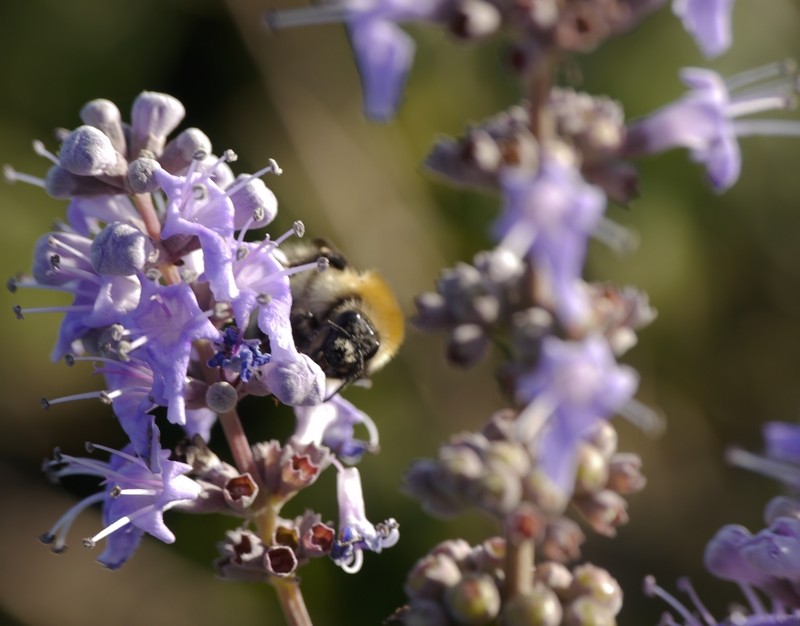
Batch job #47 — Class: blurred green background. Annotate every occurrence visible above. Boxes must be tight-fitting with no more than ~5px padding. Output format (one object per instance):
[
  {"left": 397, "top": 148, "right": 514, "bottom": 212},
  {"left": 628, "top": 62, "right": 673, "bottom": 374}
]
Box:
[{"left": 2, "top": 1, "right": 800, "bottom": 624}]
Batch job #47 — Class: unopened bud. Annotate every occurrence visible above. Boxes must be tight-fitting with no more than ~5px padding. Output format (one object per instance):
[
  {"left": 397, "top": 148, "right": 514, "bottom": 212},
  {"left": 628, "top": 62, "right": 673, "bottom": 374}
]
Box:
[
  {"left": 90, "top": 222, "right": 150, "bottom": 276},
  {"left": 59, "top": 125, "right": 120, "bottom": 176},
  {"left": 229, "top": 176, "right": 278, "bottom": 230},
  {"left": 126, "top": 157, "right": 161, "bottom": 193},
  {"left": 445, "top": 573, "right": 501, "bottom": 625},
  {"left": 80, "top": 98, "right": 126, "bottom": 154},
  {"left": 499, "top": 585, "right": 563, "bottom": 626}
]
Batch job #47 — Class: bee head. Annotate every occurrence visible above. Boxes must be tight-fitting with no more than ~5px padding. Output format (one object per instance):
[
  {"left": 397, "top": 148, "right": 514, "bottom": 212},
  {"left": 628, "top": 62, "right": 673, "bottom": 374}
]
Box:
[{"left": 317, "top": 307, "right": 380, "bottom": 382}]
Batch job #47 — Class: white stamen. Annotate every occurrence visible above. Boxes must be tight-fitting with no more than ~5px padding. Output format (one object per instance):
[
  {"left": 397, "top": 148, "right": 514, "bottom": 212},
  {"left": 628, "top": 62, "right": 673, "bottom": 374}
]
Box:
[
  {"left": 42, "top": 390, "right": 110, "bottom": 408},
  {"left": 733, "top": 119, "right": 800, "bottom": 138},
  {"left": 737, "top": 582, "right": 766, "bottom": 616},
  {"left": 618, "top": 398, "right": 665, "bottom": 437},
  {"left": 43, "top": 492, "right": 105, "bottom": 552},
  {"left": 33, "top": 139, "right": 60, "bottom": 165},
  {"left": 725, "top": 447, "right": 800, "bottom": 485},
  {"left": 727, "top": 94, "right": 794, "bottom": 118},
  {"left": 643, "top": 576, "right": 703, "bottom": 626},
  {"left": 3, "top": 164, "right": 45, "bottom": 187},
  {"left": 592, "top": 217, "right": 639, "bottom": 255},
  {"left": 266, "top": 5, "right": 351, "bottom": 30},
  {"left": 514, "top": 392, "right": 557, "bottom": 442},
  {"left": 16, "top": 304, "right": 93, "bottom": 316},
  {"left": 115, "top": 488, "right": 159, "bottom": 497},
  {"left": 725, "top": 59, "right": 797, "bottom": 92},
  {"left": 675, "top": 578, "right": 717, "bottom": 625}
]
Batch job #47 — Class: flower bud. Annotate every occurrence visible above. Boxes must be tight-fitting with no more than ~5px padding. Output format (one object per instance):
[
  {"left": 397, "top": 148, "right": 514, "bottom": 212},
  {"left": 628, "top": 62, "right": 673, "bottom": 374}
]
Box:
[
  {"left": 403, "top": 600, "right": 452, "bottom": 626},
  {"left": 562, "top": 597, "right": 617, "bottom": 626},
  {"left": 229, "top": 175, "right": 278, "bottom": 230},
  {"left": 44, "top": 165, "right": 119, "bottom": 198},
  {"left": 90, "top": 222, "right": 151, "bottom": 276},
  {"left": 572, "top": 490, "right": 628, "bottom": 537},
  {"left": 126, "top": 157, "right": 162, "bottom": 193},
  {"left": 533, "top": 562, "right": 573, "bottom": 595},
  {"left": 445, "top": 573, "right": 501, "bottom": 625},
  {"left": 160, "top": 127, "right": 212, "bottom": 173},
  {"left": 567, "top": 564, "right": 622, "bottom": 615},
  {"left": 405, "top": 553, "right": 463, "bottom": 601},
  {"left": 607, "top": 453, "right": 646, "bottom": 494},
  {"left": 80, "top": 98, "right": 126, "bottom": 154},
  {"left": 447, "top": 323, "right": 489, "bottom": 367},
  {"left": 130, "top": 91, "right": 186, "bottom": 157},
  {"left": 59, "top": 125, "right": 120, "bottom": 176},
  {"left": 499, "top": 585, "right": 563, "bottom": 626},
  {"left": 574, "top": 444, "right": 609, "bottom": 495},
  {"left": 450, "top": 0, "right": 502, "bottom": 40}
]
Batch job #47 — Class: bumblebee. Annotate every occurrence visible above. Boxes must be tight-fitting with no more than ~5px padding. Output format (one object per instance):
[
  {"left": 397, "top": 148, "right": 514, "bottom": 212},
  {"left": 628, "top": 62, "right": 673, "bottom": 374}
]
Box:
[{"left": 281, "top": 239, "right": 404, "bottom": 383}]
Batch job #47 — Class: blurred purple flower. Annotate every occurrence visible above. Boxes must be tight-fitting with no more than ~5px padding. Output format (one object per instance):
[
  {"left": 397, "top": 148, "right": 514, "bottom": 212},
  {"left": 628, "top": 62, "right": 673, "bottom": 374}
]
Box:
[{"left": 673, "top": 0, "right": 735, "bottom": 58}]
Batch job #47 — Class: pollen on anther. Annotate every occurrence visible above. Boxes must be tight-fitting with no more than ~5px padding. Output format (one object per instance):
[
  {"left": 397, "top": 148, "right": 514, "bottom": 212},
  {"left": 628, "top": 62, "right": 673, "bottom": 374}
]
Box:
[
  {"left": 316, "top": 257, "right": 330, "bottom": 272},
  {"left": 13, "top": 305, "right": 24, "bottom": 320},
  {"left": 82, "top": 538, "right": 96, "bottom": 549},
  {"left": 292, "top": 220, "right": 305, "bottom": 238},
  {"left": 40, "top": 397, "right": 51, "bottom": 410},
  {"left": 64, "top": 354, "right": 75, "bottom": 367},
  {"left": 7, "top": 277, "right": 18, "bottom": 293}
]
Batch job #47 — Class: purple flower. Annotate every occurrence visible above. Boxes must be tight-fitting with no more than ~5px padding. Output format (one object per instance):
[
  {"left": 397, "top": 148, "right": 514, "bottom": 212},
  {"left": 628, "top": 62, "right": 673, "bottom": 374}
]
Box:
[
  {"left": 267, "top": 1, "right": 451, "bottom": 120},
  {"left": 14, "top": 230, "right": 141, "bottom": 360},
  {"left": 514, "top": 335, "right": 638, "bottom": 495},
  {"left": 673, "top": 0, "right": 735, "bottom": 59},
  {"left": 122, "top": 278, "right": 221, "bottom": 426},
  {"left": 293, "top": 394, "right": 379, "bottom": 463},
  {"left": 41, "top": 444, "right": 201, "bottom": 569},
  {"left": 727, "top": 421, "right": 800, "bottom": 489},
  {"left": 155, "top": 160, "right": 239, "bottom": 303},
  {"left": 331, "top": 465, "right": 399, "bottom": 572},
  {"left": 626, "top": 62, "right": 799, "bottom": 192},
  {"left": 644, "top": 574, "right": 800, "bottom": 625},
  {"left": 495, "top": 160, "right": 606, "bottom": 329},
  {"left": 231, "top": 233, "right": 326, "bottom": 406}
]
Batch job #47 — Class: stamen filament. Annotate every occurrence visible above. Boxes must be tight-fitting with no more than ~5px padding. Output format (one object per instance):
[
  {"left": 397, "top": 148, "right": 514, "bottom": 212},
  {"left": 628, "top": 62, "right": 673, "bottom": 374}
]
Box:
[
  {"left": 725, "top": 59, "right": 797, "bottom": 92},
  {"left": 727, "top": 95, "right": 793, "bottom": 118},
  {"left": 266, "top": 5, "right": 351, "bottom": 30},
  {"left": 514, "top": 392, "right": 557, "bottom": 442},
  {"left": 733, "top": 119, "right": 800, "bottom": 138},
  {"left": 592, "top": 217, "right": 639, "bottom": 255},
  {"left": 4, "top": 165, "right": 45, "bottom": 187},
  {"left": 725, "top": 447, "right": 800, "bottom": 485},
  {"left": 43, "top": 491, "right": 105, "bottom": 550},
  {"left": 43, "top": 390, "right": 109, "bottom": 408},
  {"left": 32, "top": 139, "right": 60, "bottom": 165},
  {"left": 619, "top": 398, "right": 665, "bottom": 437}
]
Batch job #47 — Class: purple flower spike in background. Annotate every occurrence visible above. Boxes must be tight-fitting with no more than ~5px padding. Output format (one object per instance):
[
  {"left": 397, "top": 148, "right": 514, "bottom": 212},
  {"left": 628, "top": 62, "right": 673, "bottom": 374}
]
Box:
[
  {"left": 626, "top": 61, "right": 800, "bottom": 192},
  {"left": 673, "top": 0, "right": 736, "bottom": 58},
  {"left": 266, "top": 0, "right": 452, "bottom": 120},
  {"left": 495, "top": 159, "right": 606, "bottom": 329}
]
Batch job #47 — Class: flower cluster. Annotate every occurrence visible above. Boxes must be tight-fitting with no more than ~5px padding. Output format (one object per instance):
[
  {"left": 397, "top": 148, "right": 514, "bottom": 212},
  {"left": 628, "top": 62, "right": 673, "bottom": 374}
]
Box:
[
  {"left": 647, "top": 422, "right": 800, "bottom": 624},
  {"left": 10, "top": 92, "right": 398, "bottom": 577},
  {"left": 391, "top": 535, "right": 623, "bottom": 626},
  {"left": 261, "top": 1, "right": 800, "bottom": 624}
]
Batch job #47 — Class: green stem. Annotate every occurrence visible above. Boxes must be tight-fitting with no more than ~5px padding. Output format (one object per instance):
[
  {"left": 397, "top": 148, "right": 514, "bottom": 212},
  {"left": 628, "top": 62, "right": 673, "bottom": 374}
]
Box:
[{"left": 272, "top": 577, "right": 313, "bottom": 626}]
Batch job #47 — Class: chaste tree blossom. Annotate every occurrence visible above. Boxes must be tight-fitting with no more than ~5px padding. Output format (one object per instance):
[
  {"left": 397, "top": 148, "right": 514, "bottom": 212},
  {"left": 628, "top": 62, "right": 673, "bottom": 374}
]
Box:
[
  {"left": 10, "top": 92, "right": 398, "bottom": 582},
  {"left": 646, "top": 422, "right": 800, "bottom": 624},
  {"left": 672, "top": 0, "right": 736, "bottom": 58}
]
